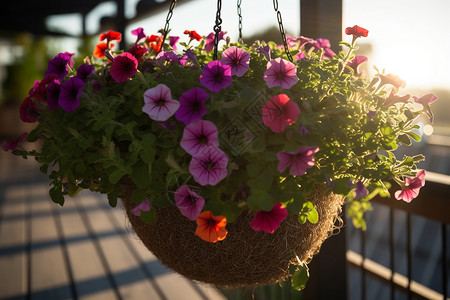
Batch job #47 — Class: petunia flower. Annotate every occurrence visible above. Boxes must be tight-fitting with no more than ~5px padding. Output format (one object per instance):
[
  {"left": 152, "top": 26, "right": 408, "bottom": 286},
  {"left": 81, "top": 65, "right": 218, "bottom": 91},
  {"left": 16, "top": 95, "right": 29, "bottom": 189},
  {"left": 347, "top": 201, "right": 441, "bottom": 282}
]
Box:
[
  {"left": 156, "top": 51, "right": 180, "bottom": 63},
  {"left": 76, "top": 64, "right": 95, "bottom": 82},
  {"left": 263, "top": 58, "right": 298, "bottom": 89},
  {"left": 277, "top": 146, "right": 319, "bottom": 176},
  {"left": 45, "top": 52, "right": 75, "bottom": 80},
  {"left": 147, "top": 35, "right": 163, "bottom": 52},
  {"left": 205, "top": 31, "right": 227, "bottom": 52},
  {"left": 184, "top": 30, "right": 202, "bottom": 41},
  {"left": 131, "top": 200, "right": 151, "bottom": 216},
  {"left": 345, "top": 25, "right": 369, "bottom": 38},
  {"left": 299, "top": 124, "right": 311, "bottom": 135},
  {"left": 295, "top": 52, "right": 306, "bottom": 61},
  {"left": 131, "top": 27, "right": 146, "bottom": 43},
  {"left": 413, "top": 93, "right": 438, "bottom": 123},
  {"left": 128, "top": 44, "right": 147, "bottom": 61},
  {"left": 174, "top": 185, "right": 205, "bottom": 221},
  {"left": 189, "top": 146, "right": 228, "bottom": 186},
  {"left": 2, "top": 132, "right": 28, "bottom": 152},
  {"left": 249, "top": 202, "right": 288, "bottom": 233},
  {"left": 185, "top": 49, "right": 199, "bottom": 66},
  {"left": 175, "top": 87, "right": 209, "bottom": 125},
  {"left": 58, "top": 77, "right": 85, "bottom": 112},
  {"left": 28, "top": 74, "right": 58, "bottom": 102},
  {"left": 169, "top": 36, "right": 180, "bottom": 52},
  {"left": 346, "top": 55, "right": 368, "bottom": 75},
  {"left": 93, "top": 43, "right": 111, "bottom": 59},
  {"left": 378, "top": 73, "right": 405, "bottom": 89},
  {"left": 394, "top": 170, "right": 426, "bottom": 203},
  {"left": 315, "top": 38, "right": 335, "bottom": 59},
  {"left": 199, "top": 60, "right": 232, "bottom": 93},
  {"left": 383, "top": 89, "right": 411, "bottom": 107},
  {"left": 110, "top": 52, "right": 138, "bottom": 83},
  {"left": 180, "top": 120, "right": 219, "bottom": 156},
  {"left": 221, "top": 46, "right": 250, "bottom": 77},
  {"left": 46, "top": 79, "right": 61, "bottom": 110},
  {"left": 99, "top": 30, "right": 122, "bottom": 43},
  {"left": 19, "top": 97, "right": 40, "bottom": 123},
  {"left": 261, "top": 94, "right": 300, "bottom": 133},
  {"left": 195, "top": 211, "right": 228, "bottom": 243},
  {"left": 257, "top": 45, "right": 271, "bottom": 61},
  {"left": 142, "top": 84, "right": 180, "bottom": 121},
  {"left": 354, "top": 181, "right": 368, "bottom": 199}
]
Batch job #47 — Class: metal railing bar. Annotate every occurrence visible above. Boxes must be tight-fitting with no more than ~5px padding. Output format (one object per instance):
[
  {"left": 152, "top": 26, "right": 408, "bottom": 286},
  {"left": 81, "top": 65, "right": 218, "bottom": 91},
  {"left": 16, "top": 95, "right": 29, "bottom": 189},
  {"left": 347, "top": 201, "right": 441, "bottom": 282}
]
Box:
[
  {"left": 443, "top": 223, "right": 448, "bottom": 300},
  {"left": 390, "top": 208, "right": 395, "bottom": 300},
  {"left": 361, "top": 228, "right": 367, "bottom": 300},
  {"left": 407, "top": 213, "right": 412, "bottom": 300},
  {"left": 347, "top": 250, "right": 447, "bottom": 300}
]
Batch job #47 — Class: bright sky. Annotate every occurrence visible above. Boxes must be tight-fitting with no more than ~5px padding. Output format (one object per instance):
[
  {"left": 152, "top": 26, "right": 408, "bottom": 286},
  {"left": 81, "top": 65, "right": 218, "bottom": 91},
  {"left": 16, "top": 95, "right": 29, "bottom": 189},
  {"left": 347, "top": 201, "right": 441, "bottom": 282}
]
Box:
[{"left": 46, "top": 0, "right": 450, "bottom": 90}]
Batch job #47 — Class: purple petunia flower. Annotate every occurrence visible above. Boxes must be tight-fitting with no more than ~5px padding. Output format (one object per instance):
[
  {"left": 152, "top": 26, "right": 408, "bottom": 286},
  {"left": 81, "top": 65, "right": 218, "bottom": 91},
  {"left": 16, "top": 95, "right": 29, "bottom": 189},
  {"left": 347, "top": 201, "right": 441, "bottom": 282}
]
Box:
[
  {"left": 354, "top": 181, "right": 368, "bottom": 199},
  {"left": 131, "top": 200, "right": 151, "bottom": 216},
  {"left": 58, "top": 77, "right": 85, "bottom": 112},
  {"left": 221, "top": 46, "right": 250, "bottom": 77},
  {"left": 205, "top": 31, "right": 227, "bottom": 52},
  {"left": 76, "top": 64, "right": 95, "bottom": 82},
  {"left": 299, "top": 124, "right": 311, "bottom": 135},
  {"left": 110, "top": 52, "right": 138, "bottom": 83},
  {"left": 346, "top": 55, "right": 368, "bottom": 75},
  {"left": 156, "top": 51, "right": 180, "bottom": 63},
  {"left": 174, "top": 185, "right": 205, "bottom": 221},
  {"left": 264, "top": 58, "right": 298, "bottom": 89},
  {"left": 199, "top": 60, "right": 232, "bottom": 93},
  {"left": 142, "top": 84, "right": 180, "bottom": 121},
  {"left": 175, "top": 87, "right": 209, "bottom": 125},
  {"left": 180, "top": 120, "right": 219, "bottom": 156},
  {"left": 46, "top": 79, "right": 61, "bottom": 110},
  {"left": 250, "top": 202, "right": 288, "bottom": 233},
  {"left": 169, "top": 36, "right": 180, "bottom": 52},
  {"left": 2, "top": 132, "right": 28, "bottom": 152},
  {"left": 189, "top": 146, "right": 229, "bottom": 186},
  {"left": 277, "top": 146, "right": 319, "bottom": 176},
  {"left": 257, "top": 45, "right": 271, "bottom": 61},
  {"left": 45, "top": 52, "right": 75, "bottom": 80},
  {"left": 131, "top": 27, "right": 146, "bottom": 42}
]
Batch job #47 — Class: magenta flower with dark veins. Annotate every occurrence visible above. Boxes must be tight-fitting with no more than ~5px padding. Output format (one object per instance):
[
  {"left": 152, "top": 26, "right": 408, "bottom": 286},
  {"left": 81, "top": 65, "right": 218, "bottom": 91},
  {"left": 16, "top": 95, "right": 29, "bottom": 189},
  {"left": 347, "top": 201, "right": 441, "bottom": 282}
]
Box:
[
  {"left": 277, "top": 146, "right": 319, "bottom": 176},
  {"left": 221, "top": 46, "right": 250, "bottom": 77},
  {"left": 131, "top": 27, "right": 146, "bottom": 42},
  {"left": 45, "top": 52, "right": 75, "bottom": 80},
  {"left": 174, "top": 185, "right": 205, "bottom": 221},
  {"left": 58, "top": 77, "right": 85, "bottom": 112},
  {"left": 110, "top": 52, "right": 138, "bottom": 83},
  {"left": 142, "top": 84, "right": 180, "bottom": 121},
  {"left": 175, "top": 87, "right": 209, "bottom": 125},
  {"left": 180, "top": 120, "right": 219, "bottom": 156},
  {"left": 189, "top": 146, "right": 228, "bottom": 186},
  {"left": 250, "top": 203, "right": 288, "bottom": 233},
  {"left": 263, "top": 58, "right": 298, "bottom": 89},
  {"left": 199, "top": 60, "right": 232, "bottom": 93}
]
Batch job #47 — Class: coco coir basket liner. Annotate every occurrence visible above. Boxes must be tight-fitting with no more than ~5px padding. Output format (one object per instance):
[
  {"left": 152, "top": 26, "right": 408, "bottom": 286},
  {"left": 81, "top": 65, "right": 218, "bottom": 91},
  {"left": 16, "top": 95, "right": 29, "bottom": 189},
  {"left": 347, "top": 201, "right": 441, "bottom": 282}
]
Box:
[{"left": 121, "top": 184, "right": 344, "bottom": 287}]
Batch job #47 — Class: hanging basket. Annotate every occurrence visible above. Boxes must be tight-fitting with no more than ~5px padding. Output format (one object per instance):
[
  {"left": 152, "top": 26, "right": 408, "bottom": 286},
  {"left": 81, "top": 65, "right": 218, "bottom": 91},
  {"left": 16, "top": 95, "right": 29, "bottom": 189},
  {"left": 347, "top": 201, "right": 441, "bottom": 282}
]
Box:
[{"left": 121, "top": 183, "right": 344, "bottom": 287}]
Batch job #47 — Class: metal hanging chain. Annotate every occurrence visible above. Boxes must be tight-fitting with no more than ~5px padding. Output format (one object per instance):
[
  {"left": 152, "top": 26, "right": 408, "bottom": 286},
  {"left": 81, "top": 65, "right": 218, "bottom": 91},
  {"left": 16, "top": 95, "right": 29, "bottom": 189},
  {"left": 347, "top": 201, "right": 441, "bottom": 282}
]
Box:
[
  {"left": 160, "top": 0, "right": 177, "bottom": 53},
  {"left": 213, "top": 0, "right": 223, "bottom": 60},
  {"left": 237, "top": 0, "right": 243, "bottom": 43},
  {"left": 273, "top": 0, "right": 293, "bottom": 62}
]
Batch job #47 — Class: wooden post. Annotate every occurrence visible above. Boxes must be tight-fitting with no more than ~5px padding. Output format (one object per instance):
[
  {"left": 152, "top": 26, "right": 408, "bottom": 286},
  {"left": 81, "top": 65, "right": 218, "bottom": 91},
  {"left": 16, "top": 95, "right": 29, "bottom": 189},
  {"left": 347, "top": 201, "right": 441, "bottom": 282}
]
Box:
[{"left": 300, "top": 0, "right": 343, "bottom": 52}]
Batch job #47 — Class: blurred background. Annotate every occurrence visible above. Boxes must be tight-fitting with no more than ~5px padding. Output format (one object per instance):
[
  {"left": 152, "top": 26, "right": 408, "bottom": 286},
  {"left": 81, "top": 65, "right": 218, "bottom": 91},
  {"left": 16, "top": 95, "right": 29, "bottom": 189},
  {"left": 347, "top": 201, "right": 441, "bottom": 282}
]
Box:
[{"left": 0, "top": 0, "right": 448, "bottom": 300}]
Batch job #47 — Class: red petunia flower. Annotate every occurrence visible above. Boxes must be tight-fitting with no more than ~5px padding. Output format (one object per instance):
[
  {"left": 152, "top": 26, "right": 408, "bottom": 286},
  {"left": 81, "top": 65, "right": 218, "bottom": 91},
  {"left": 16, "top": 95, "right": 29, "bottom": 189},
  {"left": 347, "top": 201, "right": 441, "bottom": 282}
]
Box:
[
  {"left": 94, "top": 42, "right": 114, "bottom": 59},
  {"left": 345, "top": 25, "right": 369, "bottom": 38},
  {"left": 184, "top": 30, "right": 202, "bottom": 41},
  {"left": 99, "top": 30, "right": 122, "bottom": 42}
]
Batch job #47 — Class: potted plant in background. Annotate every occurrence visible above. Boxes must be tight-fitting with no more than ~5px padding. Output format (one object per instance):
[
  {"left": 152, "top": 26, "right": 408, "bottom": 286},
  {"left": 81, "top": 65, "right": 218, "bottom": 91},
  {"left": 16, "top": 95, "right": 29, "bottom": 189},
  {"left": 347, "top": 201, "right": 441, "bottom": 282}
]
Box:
[{"left": 2, "top": 24, "right": 437, "bottom": 290}]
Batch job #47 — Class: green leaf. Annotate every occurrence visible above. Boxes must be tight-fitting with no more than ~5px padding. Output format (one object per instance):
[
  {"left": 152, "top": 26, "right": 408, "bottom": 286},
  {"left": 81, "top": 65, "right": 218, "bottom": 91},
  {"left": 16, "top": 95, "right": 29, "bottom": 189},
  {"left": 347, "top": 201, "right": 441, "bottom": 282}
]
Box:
[
  {"left": 108, "top": 170, "right": 125, "bottom": 184},
  {"left": 298, "top": 201, "right": 318, "bottom": 224},
  {"left": 130, "top": 162, "right": 150, "bottom": 188},
  {"left": 398, "top": 134, "right": 412, "bottom": 146},
  {"left": 107, "top": 191, "right": 118, "bottom": 207},
  {"left": 406, "top": 131, "right": 421, "bottom": 142},
  {"left": 49, "top": 187, "right": 65, "bottom": 206},
  {"left": 291, "top": 264, "right": 309, "bottom": 291},
  {"left": 247, "top": 190, "right": 273, "bottom": 211},
  {"left": 140, "top": 209, "right": 157, "bottom": 224},
  {"left": 246, "top": 164, "right": 262, "bottom": 178},
  {"left": 131, "top": 189, "right": 146, "bottom": 203}
]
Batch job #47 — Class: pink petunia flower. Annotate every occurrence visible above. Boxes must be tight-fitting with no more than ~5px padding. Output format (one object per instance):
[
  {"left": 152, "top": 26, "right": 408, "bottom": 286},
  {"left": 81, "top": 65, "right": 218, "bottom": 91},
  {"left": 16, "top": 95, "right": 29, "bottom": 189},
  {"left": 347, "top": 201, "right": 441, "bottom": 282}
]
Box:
[
  {"left": 175, "top": 87, "right": 209, "bottom": 125},
  {"left": 394, "top": 170, "right": 426, "bottom": 203},
  {"left": 2, "top": 132, "right": 28, "bottom": 152},
  {"left": 354, "top": 181, "right": 368, "bottom": 199},
  {"left": 205, "top": 31, "right": 227, "bottom": 52},
  {"left": 413, "top": 93, "right": 438, "bottom": 123},
  {"left": 156, "top": 51, "right": 180, "bottom": 63},
  {"left": 180, "top": 120, "right": 219, "bottom": 156},
  {"left": 378, "top": 73, "right": 405, "bottom": 89},
  {"left": 189, "top": 146, "right": 228, "bottom": 186},
  {"left": 199, "top": 60, "right": 232, "bottom": 93},
  {"left": 131, "top": 200, "right": 151, "bottom": 216},
  {"left": 221, "top": 46, "right": 250, "bottom": 77},
  {"left": 383, "top": 89, "right": 411, "bottom": 107},
  {"left": 346, "top": 55, "right": 368, "bottom": 75},
  {"left": 131, "top": 27, "right": 146, "bottom": 42},
  {"left": 169, "top": 36, "right": 180, "bottom": 52},
  {"left": 142, "top": 84, "right": 180, "bottom": 121},
  {"left": 110, "top": 52, "right": 138, "bottom": 83},
  {"left": 277, "top": 146, "right": 319, "bottom": 176},
  {"left": 174, "top": 185, "right": 205, "bottom": 221},
  {"left": 261, "top": 94, "right": 300, "bottom": 133},
  {"left": 58, "top": 77, "right": 85, "bottom": 112},
  {"left": 263, "top": 58, "right": 298, "bottom": 89},
  {"left": 295, "top": 52, "right": 306, "bottom": 61},
  {"left": 249, "top": 202, "right": 288, "bottom": 233}
]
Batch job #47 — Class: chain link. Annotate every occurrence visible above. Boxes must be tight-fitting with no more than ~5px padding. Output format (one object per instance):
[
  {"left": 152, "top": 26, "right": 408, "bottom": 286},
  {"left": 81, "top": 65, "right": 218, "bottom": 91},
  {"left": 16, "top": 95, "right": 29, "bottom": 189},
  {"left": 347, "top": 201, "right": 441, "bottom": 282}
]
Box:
[
  {"left": 213, "top": 0, "right": 223, "bottom": 60},
  {"left": 272, "top": 0, "right": 293, "bottom": 62},
  {"left": 160, "top": 0, "right": 177, "bottom": 53},
  {"left": 237, "top": 0, "right": 243, "bottom": 43}
]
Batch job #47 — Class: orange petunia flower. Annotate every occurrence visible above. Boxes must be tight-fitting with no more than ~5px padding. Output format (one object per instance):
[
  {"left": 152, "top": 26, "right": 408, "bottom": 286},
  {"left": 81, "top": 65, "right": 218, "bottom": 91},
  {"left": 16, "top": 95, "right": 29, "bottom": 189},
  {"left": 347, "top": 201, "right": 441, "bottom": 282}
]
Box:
[
  {"left": 195, "top": 211, "right": 228, "bottom": 243},
  {"left": 93, "top": 42, "right": 112, "bottom": 58},
  {"left": 184, "top": 30, "right": 202, "bottom": 41},
  {"left": 99, "top": 30, "right": 122, "bottom": 42}
]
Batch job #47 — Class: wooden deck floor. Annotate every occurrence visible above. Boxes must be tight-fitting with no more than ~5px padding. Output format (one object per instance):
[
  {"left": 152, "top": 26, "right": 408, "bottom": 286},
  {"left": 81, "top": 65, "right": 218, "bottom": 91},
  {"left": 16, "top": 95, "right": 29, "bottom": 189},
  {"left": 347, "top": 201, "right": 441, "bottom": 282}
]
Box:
[{"left": 0, "top": 153, "right": 226, "bottom": 300}]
